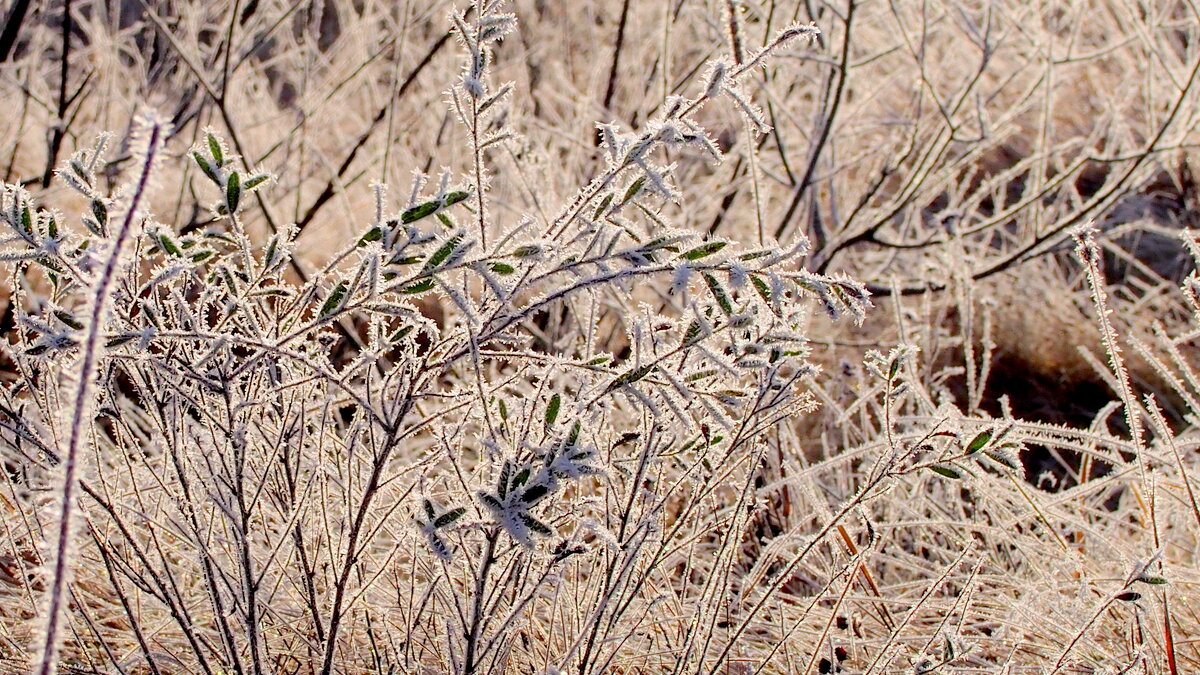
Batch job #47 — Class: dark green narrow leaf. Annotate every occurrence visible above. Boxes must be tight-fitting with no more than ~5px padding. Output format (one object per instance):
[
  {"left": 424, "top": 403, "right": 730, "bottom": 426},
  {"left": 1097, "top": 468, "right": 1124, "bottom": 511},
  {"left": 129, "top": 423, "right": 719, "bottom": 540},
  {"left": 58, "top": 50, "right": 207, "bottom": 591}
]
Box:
[
  {"left": 422, "top": 235, "right": 463, "bottom": 274},
  {"left": 423, "top": 499, "right": 436, "bottom": 521},
  {"left": 593, "top": 193, "right": 614, "bottom": 219},
  {"left": 226, "top": 171, "right": 241, "bottom": 213},
  {"left": 965, "top": 431, "right": 992, "bottom": 454},
  {"left": 401, "top": 278, "right": 435, "bottom": 295},
  {"left": 358, "top": 226, "right": 383, "bottom": 246},
  {"left": 402, "top": 201, "right": 439, "bottom": 224},
  {"left": 193, "top": 152, "right": 220, "bottom": 185},
  {"left": 519, "top": 513, "right": 552, "bottom": 536},
  {"left": 318, "top": 280, "right": 348, "bottom": 319},
  {"left": 207, "top": 133, "right": 224, "bottom": 166},
  {"left": 159, "top": 234, "right": 182, "bottom": 256},
  {"left": 680, "top": 241, "right": 727, "bottom": 260},
  {"left": 520, "top": 480, "right": 549, "bottom": 502},
  {"left": 489, "top": 262, "right": 515, "bottom": 274},
  {"left": 926, "top": 465, "right": 962, "bottom": 480},
  {"left": 91, "top": 199, "right": 108, "bottom": 226},
  {"left": 264, "top": 238, "right": 279, "bottom": 267},
  {"left": 401, "top": 191, "right": 471, "bottom": 224},
  {"left": 106, "top": 334, "right": 136, "bottom": 347},
  {"left": 605, "top": 364, "right": 655, "bottom": 394},
  {"left": 242, "top": 174, "right": 270, "bottom": 191},
  {"left": 478, "top": 492, "right": 502, "bottom": 510},
  {"left": 704, "top": 273, "right": 733, "bottom": 315},
  {"left": 498, "top": 461, "right": 513, "bottom": 499},
  {"left": 443, "top": 190, "right": 470, "bottom": 207},
  {"left": 512, "top": 468, "right": 530, "bottom": 491},
  {"left": 622, "top": 177, "right": 646, "bottom": 203},
  {"left": 545, "top": 394, "right": 561, "bottom": 427},
  {"left": 54, "top": 311, "right": 82, "bottom": 330},
  {"left": 434, "top": 507, "right": 466, "bottom": 528}
]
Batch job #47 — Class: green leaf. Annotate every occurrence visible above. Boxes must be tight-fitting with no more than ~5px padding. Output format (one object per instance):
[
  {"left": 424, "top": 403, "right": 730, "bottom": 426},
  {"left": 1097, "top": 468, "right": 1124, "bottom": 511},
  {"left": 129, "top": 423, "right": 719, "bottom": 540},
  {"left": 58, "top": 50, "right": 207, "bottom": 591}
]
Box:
[
  {"left": 926, "top": 464, "right": 962, "bottom": 480},
  {"left": 682, "top": 320, "right": 703, "bottom": 346},
  {"left": 401, "top": 279, "right": 435, "bottom": 294},
  {"left": 498, "top": 461, "right": 513, "bottom": 498},
  {"left": 242, "top": 174, "right": 270, "bottom": 191},
  {"left": 54, "top": 310, "right": 82, "bottom": 330},
  {"left": 193, "top": 152, "right": 220, "bottom": 184},
  {"left": 226, "top": 171, "right": 241, "bottom": 213},
  {"left": 585, "top": 356, "right": 610, "bottom": 366},
  {"left": 965, "top": 431, "right": 992, "bottom": 454},
  {"left": 434, "top": 507, "right": 466, "bottom": 528},
  {"left": 91, "top": 199, "right": 108, "bottom": 227},
  {"left": 20, "top": 206, "right": 32, "bottom": 234},
  {"left": 622, "top": 177, "right": 646, "bottom": 203},
  {"left": 69, "top": 159, "right": 88, "bottom": 183},
  {"left": 545, "top": 394, "right": 561, "bottom": 427},
  {"left": 159, "top": 233, "right": 182, "bottom": 256},
  {"left": 511, "top": 468, "right": 530, "bottom": 490},
  {"left": 489, "top": 262, "right": 515, "bottom": 274},
  {"left": 520, "top": 484, "right": 549, "bottom": 504},
  {"left": 358, "top": 226, "right": 383, "bottom": 246},
  {"left": 704, "top": 273, "right": 733, "bottom": 315},
  {"left": 680, "top": 241, "right": 727, "bottom": 261},
  {"left": 478, "top": 492, "right": 502, "bottom": 510},
  {"left": 207, "top": 132, "right": 224, "bottom": 166},
  {"left": 403, "top": 201, "right": 439, "bottom": 224},
  {"left": 568, "top": 421, "right": 581, "bottom": 447},
  {"left": 519, "top": 512, "right": 552, "bottom": 536},
  {"left": 422, "top": 235, "right": 463, "bottom": 274},
  {"left": 512, "top": 245, "right": 542, "bottom": 258},
  {"left": 264, "top": 238, "right": 279, "bottom": 267},
  {"left": 443, "top": 190, "right": 470, "bottom": 208},
  {"left": 423, "top": 499, "right": 436, "bottom": 521},
  {"left": 1139, "top": 575, "right": 1168, "bottom": 585},
  {"left": 593, "top": 193, "right": 614, "bottom": 219},
  {"left": 498, "top": 399, "right": 509, "bottom": 420},
  {"left": 401, "top": 191, "right": 471, "bottom": 224},
  {"left": 106, "top": 334, "right": 137, "bottom": 348},
  {"left": 319, "top": 280, "right": 348, "bottom": 319},
  {"left": 984, "top": 447, "right": 1022, "bottom": 472},
  {"left": 605, "top": 364, "right": 655, "bottom": 394}
]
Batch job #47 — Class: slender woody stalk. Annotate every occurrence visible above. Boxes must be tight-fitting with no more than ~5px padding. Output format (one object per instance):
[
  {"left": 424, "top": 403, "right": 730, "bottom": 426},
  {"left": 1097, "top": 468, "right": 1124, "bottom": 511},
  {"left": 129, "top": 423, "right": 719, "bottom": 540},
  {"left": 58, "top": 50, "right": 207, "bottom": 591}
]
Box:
[{"left": 35, "top": 114, "right": 168, "bottom": 675}]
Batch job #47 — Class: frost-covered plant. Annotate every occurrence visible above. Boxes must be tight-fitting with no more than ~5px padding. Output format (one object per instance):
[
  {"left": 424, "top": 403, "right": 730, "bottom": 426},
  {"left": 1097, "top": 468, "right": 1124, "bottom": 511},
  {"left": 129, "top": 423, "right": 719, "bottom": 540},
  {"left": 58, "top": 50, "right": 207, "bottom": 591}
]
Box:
[
  {"left": 0, "top": 3, "right": 883, "bottom": 673},
  {"left": 3, "top": 2, "right": 1200, "bottom": 672}
]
